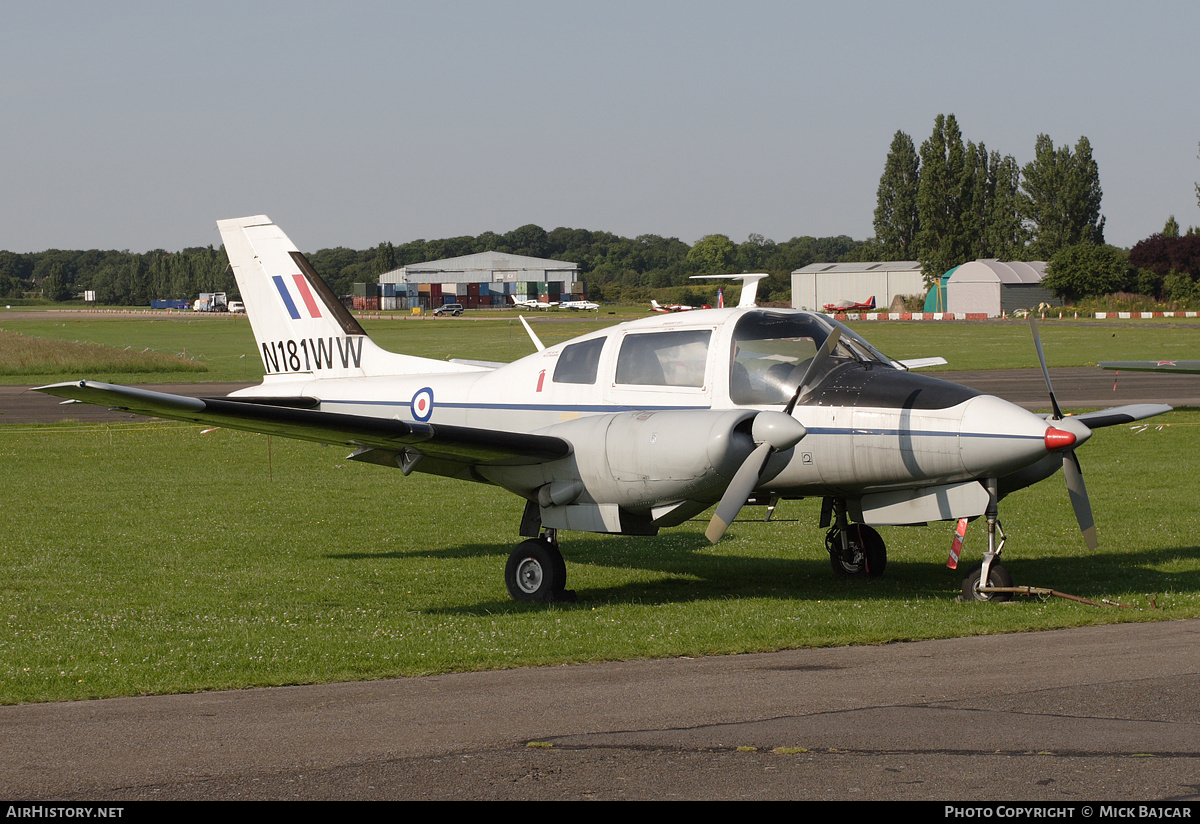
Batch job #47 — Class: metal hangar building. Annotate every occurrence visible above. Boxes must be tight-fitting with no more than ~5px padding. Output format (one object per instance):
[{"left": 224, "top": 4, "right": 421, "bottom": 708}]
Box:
[
  {"left": 790, "top": 261, "right": 926, "bottom": 312},
  {"left": 367, "top": 251, "right": 582, "bottom": 310}
]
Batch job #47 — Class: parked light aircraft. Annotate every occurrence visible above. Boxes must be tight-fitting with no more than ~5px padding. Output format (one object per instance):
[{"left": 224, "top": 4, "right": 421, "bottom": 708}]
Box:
[
  {"left": 823, "top": 295, "right": 876, "bottom": 313},
  {"left": 560, "top": 300, "right": 600, "bottom": 311},
  {"left": 650, "top": 299, "right": 710, "bottom": 313},
  {"left": 37, "top": 216, "right": 1172, "bottom": 603},
  {"left": 510, "top": 296, "right": 558, "bottom": 310}
]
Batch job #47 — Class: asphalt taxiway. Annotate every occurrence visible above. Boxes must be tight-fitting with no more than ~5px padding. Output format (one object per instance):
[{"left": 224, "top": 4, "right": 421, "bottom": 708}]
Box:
[{"left": 2, "top": 620, "right": 1197, "bottom": 800}]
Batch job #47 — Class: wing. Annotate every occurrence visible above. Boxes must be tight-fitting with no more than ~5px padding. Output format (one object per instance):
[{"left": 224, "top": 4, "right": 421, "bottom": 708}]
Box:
[
  {"left": 1099, "top": 360, "right": 1200, "bottom": 374},
  {"left": 1070, "top": 403, "right": 1173, "bottom": 429},
  {"left": 35, "top": 380, "right": 571, "bottom": 480}
]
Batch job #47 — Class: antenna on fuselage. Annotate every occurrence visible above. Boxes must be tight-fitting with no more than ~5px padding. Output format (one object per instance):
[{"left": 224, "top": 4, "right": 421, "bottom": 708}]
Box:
[
  {"left": 519, "top": 314, "right": 545, "bottom": 352},
  {"left": 688, "top": 273, "right": 769, "bottom": 308}
]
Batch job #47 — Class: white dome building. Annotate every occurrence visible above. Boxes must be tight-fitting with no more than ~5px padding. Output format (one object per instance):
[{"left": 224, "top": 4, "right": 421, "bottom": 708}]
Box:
[{"left": 945, "top": 259, "right": 1058, "bottom": 317}]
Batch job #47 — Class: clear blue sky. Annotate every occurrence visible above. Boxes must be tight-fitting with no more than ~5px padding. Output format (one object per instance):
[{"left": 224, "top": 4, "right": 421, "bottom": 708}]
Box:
[{"left": 3, "top": 0, "right": 1197, "bottom": 253}]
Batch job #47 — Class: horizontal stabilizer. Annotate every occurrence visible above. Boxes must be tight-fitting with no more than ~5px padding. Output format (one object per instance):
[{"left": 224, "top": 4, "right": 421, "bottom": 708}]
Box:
[
  {"left": 689, "top": 273, "right": 769, "bottom": 307},
  {"left": 894, "top": 357, "right": 948, "bottom": 370}
]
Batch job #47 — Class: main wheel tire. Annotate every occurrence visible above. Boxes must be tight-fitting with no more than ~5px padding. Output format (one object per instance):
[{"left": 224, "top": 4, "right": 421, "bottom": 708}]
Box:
[
  {"left": 827, "top": 524, "right": 887, "bottom": 579},
  {"left": 505, "top": 539, "right": 567, "bottom": 602},
  {"left": 961, "top": 563, "right": 1014, "bottom": 602}
]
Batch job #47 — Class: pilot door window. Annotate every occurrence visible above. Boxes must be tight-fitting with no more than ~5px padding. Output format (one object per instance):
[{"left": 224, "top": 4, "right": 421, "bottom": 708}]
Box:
[{"left": 615, "top": 330, "right": 711, "bottom": 388}]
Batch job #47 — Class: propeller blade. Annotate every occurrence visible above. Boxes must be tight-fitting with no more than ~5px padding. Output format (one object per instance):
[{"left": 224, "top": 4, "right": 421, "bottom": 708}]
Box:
[
  {"left": 706, "top": 442, "right": 772, "bottom": 544},
  {"left": 1062, "top": 449, "right": 1098, "bottom": 550},
  {"left": 1028, "top": 316, "right": 1063, "bottom": 420},
  {"left": 1029, "top": 319, "right": 1096, "bottom": 547},
  {"left": 785, "top": 327, "right": 843, "bottom": 415}
]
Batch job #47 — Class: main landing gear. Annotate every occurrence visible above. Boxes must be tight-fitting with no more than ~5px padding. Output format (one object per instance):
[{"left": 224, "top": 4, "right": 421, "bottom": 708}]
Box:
[
  {"left": 504, "top": 529, "right": 577, "bottom": 603},
  {"left": 823, "top": 498, "right": 887, "bottom": 579}
]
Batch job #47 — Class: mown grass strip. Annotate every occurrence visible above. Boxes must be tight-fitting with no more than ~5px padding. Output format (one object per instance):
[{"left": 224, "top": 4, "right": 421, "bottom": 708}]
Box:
[{"left": 1, "top": 413, "right": 1196, "bottom": 704}]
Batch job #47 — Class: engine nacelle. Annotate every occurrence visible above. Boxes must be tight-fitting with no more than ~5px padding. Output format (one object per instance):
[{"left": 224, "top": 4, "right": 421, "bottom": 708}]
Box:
[{"left": 542, "top": 408, "right": 759, "bottom": 510}]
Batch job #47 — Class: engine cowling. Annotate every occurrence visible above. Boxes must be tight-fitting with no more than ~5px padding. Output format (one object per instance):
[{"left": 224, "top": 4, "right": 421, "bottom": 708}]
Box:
[{"left": 542, "top": 408, "right": 760, "bottom": 510}]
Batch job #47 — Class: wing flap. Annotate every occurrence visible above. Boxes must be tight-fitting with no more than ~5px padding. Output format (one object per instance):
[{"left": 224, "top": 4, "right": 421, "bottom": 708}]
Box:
[{"left": 35, "top": 381, "right": 571, "bottom": 466}]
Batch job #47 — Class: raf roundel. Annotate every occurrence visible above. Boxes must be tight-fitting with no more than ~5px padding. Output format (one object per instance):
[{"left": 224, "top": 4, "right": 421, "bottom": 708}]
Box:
[{"left": 410, "top": 387, "right": 434, "bottom": 421}]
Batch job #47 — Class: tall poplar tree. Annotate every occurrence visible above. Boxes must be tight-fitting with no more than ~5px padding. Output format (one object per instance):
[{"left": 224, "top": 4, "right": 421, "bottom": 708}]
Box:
[
  {"left": 984, "top": 152, "right": 1027, "bottom": 259},
  {"left": 916, "top": 114, "right": 971, "bottom": 283},
  {"left": 1019, "top": 134, "right": 1105, "bottom": 258},
  {"left": 873, "top": 130, "right": 921, "bottom": 259}
]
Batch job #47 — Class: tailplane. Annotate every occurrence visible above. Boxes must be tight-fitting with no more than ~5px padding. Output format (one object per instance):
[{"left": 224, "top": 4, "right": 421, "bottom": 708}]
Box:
[{"left": 218, "top": 216, "right": 480, "bottom": 381}]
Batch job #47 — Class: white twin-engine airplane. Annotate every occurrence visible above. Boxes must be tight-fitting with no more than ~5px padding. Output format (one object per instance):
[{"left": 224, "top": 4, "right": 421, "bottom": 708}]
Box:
[
  {"left": 509, "top": 296, "right": 559, "bottom": 310},
  {"left": 38, "top": 216, "right": 1171, "bottom": 604}
]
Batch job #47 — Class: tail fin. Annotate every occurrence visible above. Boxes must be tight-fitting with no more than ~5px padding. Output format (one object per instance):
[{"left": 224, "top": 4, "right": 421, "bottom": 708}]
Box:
[
  {"left": 218, "top": 216, "right": 480, "bottom": 380},
  {"left": 867, "top": 296, "right": 876, "bottom": 309}
]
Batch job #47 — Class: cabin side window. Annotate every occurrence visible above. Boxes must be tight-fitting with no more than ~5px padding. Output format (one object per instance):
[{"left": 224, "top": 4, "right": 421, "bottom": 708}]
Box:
[
  {"left": 553, "top": 338, "right": 605, "bottom": 385},
  {"left": 615, "top": 330, "right": 711, "bottom": 387}
]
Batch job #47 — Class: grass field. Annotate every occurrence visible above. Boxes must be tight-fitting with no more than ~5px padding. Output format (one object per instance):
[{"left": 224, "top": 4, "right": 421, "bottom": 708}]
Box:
[
  {"left": 0, "top": 328, "right": 208, "bottom": 377},
  {"left": 1, "top": 310, "right": 1198, "bottom": 704},
  {"left": 5, "top": 308, "right": 1200, "bottom": 383}
]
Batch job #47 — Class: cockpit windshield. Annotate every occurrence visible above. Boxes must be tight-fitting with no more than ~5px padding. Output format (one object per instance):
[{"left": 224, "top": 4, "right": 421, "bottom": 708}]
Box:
[{"left": 729, "top": 311, "right": 894, "bottom": 405}]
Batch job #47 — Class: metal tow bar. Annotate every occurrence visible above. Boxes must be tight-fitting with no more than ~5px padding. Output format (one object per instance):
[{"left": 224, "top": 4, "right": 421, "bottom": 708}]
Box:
[{"left": 979, "top": 585, "right": 1158, "bottom": 610}]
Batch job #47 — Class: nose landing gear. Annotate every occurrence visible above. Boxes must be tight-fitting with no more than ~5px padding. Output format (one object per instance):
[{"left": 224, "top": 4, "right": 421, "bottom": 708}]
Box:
[{"left": 961, "top": 477, "right": 1014, "bottom": 602}]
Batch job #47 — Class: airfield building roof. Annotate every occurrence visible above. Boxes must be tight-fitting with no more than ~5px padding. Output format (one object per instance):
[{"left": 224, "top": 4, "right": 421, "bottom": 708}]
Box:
[
  {"left": 947, "top": 259, "right": 1046, "bottom": 284},
  {"left": 379, "top": 251, "right": 579, "bottom": 285},
  {"left": 792, "top": 261, "right": 923, "bottom": 275}
]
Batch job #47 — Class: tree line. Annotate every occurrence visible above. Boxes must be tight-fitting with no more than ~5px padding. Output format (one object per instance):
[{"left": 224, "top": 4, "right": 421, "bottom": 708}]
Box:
[{"left": 0, "top": 228, "right": 877, "bottom": 306}]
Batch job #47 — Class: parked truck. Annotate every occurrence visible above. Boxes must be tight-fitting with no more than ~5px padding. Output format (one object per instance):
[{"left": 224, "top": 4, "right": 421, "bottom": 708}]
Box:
[{"left": 192, "top": 292, "right": 228, "bottom": 312}]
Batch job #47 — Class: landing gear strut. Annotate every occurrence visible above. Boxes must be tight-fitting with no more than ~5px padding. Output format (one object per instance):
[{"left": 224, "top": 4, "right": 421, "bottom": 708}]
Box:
[
  {"left": 824, "top": 499, "right": 887, "bottom": 579},
  {"left": 504, "top": 529, "right": 576, "bottom": 602},
  {"left": 961, "top": 477, "right": 1014, "bottom": 602}
]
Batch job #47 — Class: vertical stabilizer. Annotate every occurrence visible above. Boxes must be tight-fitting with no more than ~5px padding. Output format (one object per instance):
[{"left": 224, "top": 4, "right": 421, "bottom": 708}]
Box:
[{"left": 217, "top": 215, "right": 481, "bottom": 380}]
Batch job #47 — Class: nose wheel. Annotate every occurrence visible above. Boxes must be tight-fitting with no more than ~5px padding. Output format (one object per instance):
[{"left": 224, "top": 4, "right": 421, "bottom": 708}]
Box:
[{"left": 961, "top": 562, "right": 1013, "bottom": 602}]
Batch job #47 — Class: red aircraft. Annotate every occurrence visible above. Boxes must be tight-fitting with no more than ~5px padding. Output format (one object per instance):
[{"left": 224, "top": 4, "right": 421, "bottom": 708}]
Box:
[{"left": 822, "top": 295, "right": 876, "bottom": 313}]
